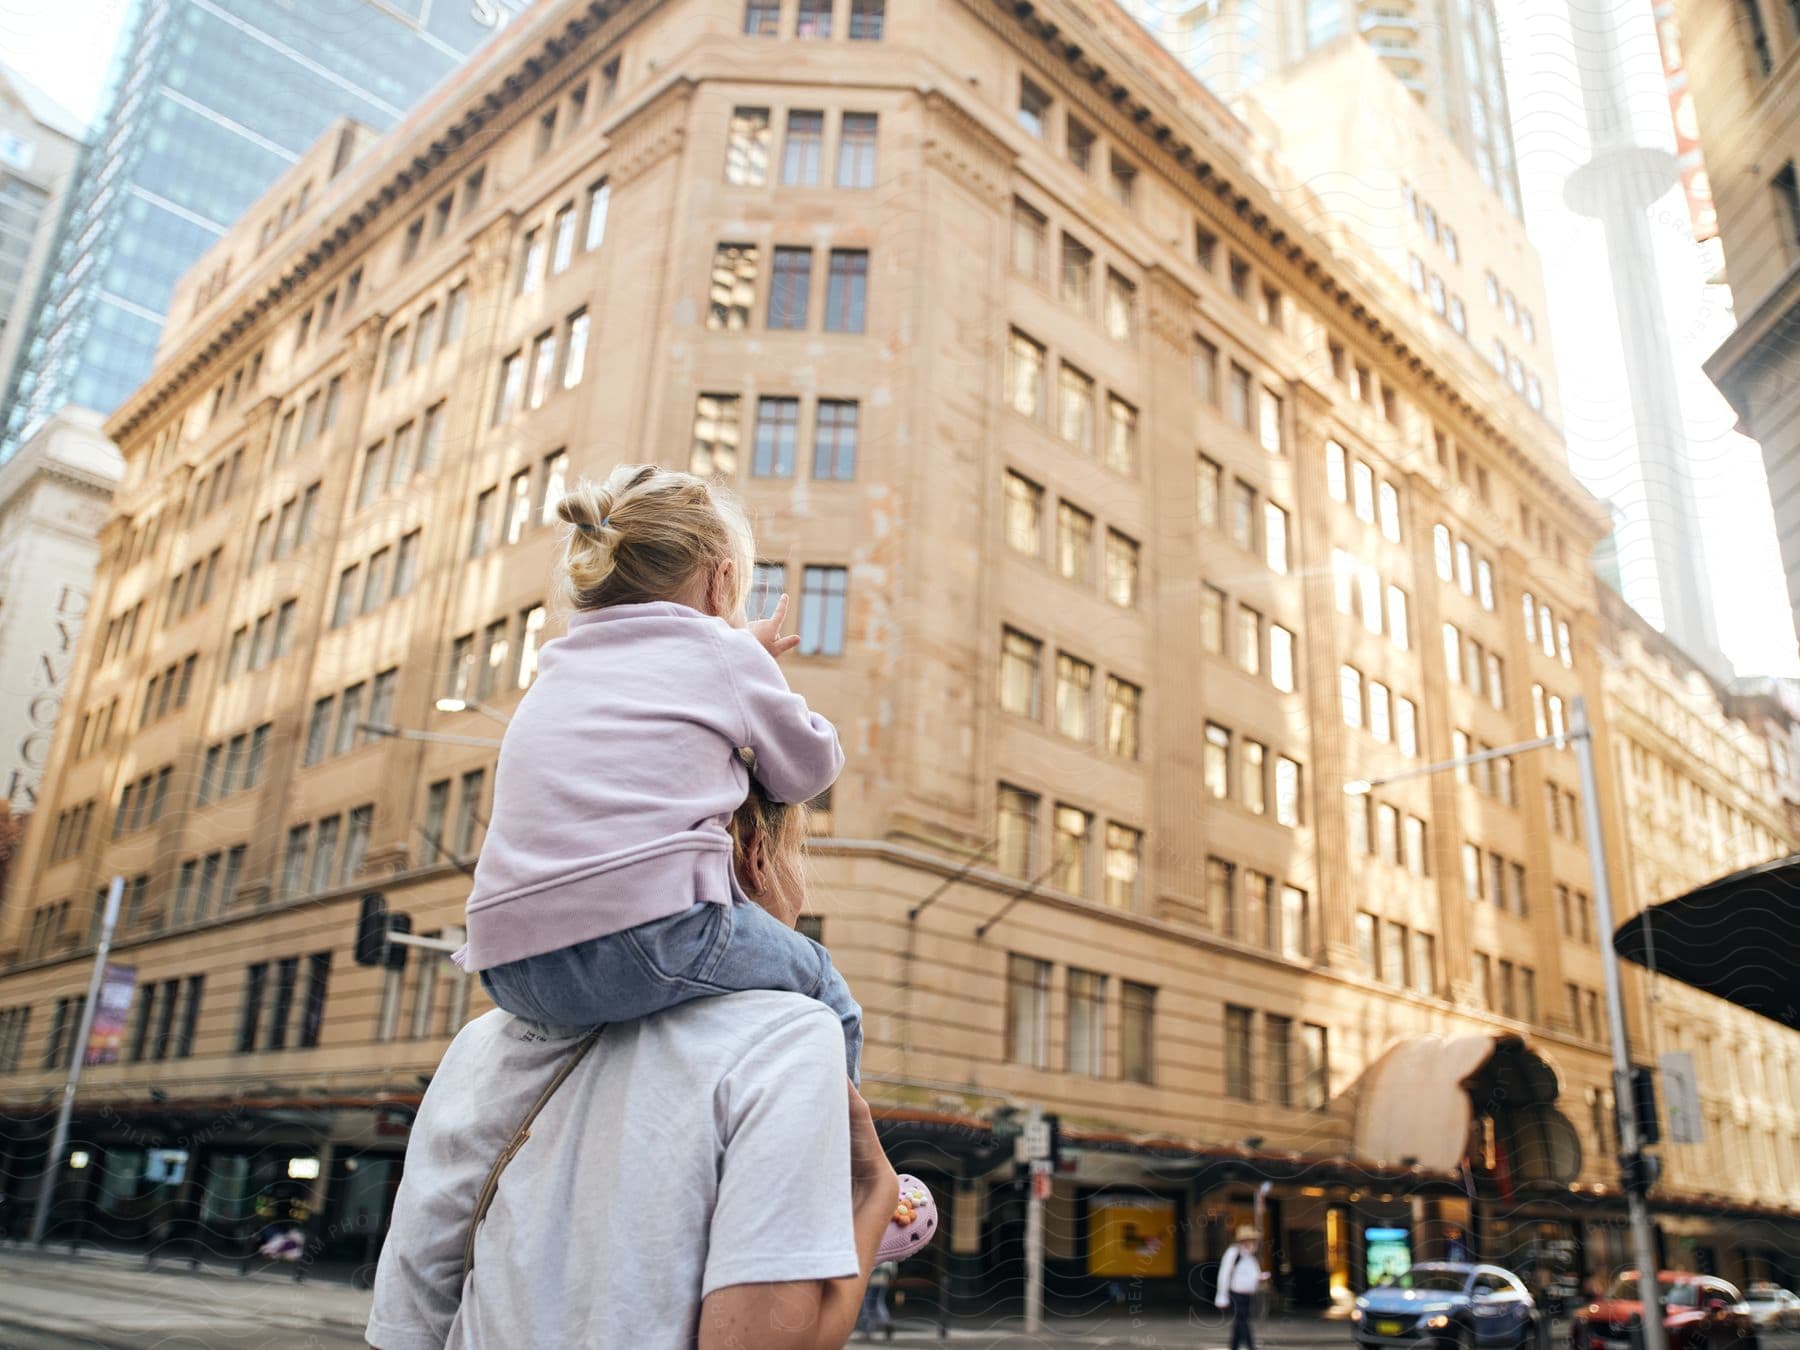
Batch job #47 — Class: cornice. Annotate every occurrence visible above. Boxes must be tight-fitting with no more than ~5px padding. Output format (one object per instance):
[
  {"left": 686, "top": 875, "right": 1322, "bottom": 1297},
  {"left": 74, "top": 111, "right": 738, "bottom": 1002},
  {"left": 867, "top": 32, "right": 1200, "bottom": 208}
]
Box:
[{"left": 922, "top": 87, "right": 1015, "bottom": 204}]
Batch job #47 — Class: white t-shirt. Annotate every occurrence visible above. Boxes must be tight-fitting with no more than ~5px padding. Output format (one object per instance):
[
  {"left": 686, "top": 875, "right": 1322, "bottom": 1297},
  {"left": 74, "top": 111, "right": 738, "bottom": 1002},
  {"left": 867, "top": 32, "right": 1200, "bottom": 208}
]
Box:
[
  {"left": 1220, "top": 1244, "right": 1263, "bottom": 1295},
  {"left": 367, "top": 993, "right": 860, "bottom": 1350}
]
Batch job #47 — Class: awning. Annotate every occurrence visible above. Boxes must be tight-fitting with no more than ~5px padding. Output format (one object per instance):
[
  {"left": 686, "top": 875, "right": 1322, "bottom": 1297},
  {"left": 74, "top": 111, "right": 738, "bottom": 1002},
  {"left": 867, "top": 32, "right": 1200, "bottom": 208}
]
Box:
[
  {"left": 1613, "top": 854, "right": 1800, "bottom": 1032},
  {"left": 1353, "top": 1033, "right": 1582, "bottom": 1183}
]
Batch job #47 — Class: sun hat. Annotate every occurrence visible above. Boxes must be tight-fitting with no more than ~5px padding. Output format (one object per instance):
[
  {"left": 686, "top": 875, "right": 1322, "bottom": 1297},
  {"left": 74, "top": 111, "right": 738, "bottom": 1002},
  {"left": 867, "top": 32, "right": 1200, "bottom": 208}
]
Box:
[{"left": 1236, "top": 1225, "right": 1261, "bottom": 1242}]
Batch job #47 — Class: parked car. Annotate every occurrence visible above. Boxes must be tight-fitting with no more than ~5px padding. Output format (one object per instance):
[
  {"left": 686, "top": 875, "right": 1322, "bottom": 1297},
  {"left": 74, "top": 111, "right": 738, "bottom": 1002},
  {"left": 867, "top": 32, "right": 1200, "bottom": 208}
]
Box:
[
  {"left": 1353, "top": 1263, "right": 1540, "bottom": 1350},
  {"left": 1570, "top": 1272, "right": 1759, "bottom": 1350},
  {"left": 1743, "top": 1285, "right": 1800, "bottom": 1333}
]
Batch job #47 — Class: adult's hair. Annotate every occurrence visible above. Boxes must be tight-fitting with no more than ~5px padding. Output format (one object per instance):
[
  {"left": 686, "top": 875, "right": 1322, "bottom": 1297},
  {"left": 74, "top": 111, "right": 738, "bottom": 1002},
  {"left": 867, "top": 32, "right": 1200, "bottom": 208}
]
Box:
[{"left": 554, "top": 463, "right": 753, "bottom": 615}]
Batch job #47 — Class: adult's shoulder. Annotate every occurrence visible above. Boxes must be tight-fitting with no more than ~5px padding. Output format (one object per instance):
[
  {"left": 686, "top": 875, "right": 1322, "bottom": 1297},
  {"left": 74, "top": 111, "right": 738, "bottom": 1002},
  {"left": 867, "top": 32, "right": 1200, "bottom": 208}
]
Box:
[{"left": 646, "top": 991, "right": 840, "bottom": 1076}]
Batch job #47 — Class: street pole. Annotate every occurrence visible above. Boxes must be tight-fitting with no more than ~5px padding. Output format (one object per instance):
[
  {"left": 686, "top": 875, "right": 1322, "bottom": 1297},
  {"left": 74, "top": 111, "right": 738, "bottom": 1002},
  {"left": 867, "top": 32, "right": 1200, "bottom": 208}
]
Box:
[
  {"left": 1022, "top": 1102, "right": 1046, "bottom": 1334},
  {"left": 1571, "top": 697, "right": 1666, "bottom": 1350},
  {"left": 28, "top": 875, "right": 123, "bottom": 1247}
]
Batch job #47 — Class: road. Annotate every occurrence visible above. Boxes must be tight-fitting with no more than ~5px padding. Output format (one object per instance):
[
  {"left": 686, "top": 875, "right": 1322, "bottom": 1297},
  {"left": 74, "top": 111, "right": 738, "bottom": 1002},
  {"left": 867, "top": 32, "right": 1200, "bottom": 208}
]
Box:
[{"left": 3, "top": 1251, "right": 1799, "bottom": 1350}]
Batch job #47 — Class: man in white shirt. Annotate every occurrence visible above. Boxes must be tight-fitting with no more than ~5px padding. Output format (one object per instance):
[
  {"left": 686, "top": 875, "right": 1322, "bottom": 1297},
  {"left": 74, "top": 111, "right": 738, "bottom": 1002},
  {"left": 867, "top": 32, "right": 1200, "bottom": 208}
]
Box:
[
  {"left": 1214, "top": 1224, "right": 1269, "bottom": 1350},
  {"left": 369, "top": 993, "right": 892, "bottom": 1349}
]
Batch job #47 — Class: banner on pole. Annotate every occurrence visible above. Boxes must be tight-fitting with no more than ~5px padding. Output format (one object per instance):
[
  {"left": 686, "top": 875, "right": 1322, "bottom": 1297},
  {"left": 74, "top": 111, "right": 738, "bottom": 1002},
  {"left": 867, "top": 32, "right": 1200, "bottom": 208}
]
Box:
[
  {"left": 83, "top": 963, "right": 137, "bottom": 1066},
  {"left": 1659, "top": 1050, "right": 1704, "bottom": 1144}
]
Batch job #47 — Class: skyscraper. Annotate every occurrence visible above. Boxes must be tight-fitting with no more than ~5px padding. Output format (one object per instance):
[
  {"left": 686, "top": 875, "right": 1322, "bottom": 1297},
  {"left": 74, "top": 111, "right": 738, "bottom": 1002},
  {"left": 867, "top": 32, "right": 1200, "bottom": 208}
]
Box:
[
  {"left": 1120, "top": 0, "right": 1522, "bottom": 215},
  {"left": 0, "top": 65, "right": 86, "bottom": 411},
  {"left": 0, "top": 0, "right": 505, "bottom": 459}
]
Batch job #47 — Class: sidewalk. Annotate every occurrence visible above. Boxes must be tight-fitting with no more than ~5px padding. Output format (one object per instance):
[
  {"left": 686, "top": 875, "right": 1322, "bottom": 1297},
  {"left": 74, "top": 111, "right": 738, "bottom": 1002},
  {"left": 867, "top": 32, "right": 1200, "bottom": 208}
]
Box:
[
  {"left": 860, "top": 1307, "right": 1353, "bottom": 1347},
  {"left": 0, "top": 1242, "right": 375, "bottom": 1333}
]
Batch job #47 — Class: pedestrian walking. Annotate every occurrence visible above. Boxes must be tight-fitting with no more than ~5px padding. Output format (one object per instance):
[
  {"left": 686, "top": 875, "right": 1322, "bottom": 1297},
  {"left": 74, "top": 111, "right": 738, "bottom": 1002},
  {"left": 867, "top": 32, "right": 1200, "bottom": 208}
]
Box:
[
  {"left": 1215, "top": 1224, "right": 1270, "bottom": 1350},
  {"left": 858, "top": 1260, "right": 898, "bottom": 1338}
]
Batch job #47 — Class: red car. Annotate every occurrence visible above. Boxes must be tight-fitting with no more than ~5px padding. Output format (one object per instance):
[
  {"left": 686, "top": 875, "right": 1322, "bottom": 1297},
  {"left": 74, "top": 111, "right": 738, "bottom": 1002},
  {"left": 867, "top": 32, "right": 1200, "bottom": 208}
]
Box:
[{"left": 1571, "top": 1272, "right": 1760, "bottom": 1350}]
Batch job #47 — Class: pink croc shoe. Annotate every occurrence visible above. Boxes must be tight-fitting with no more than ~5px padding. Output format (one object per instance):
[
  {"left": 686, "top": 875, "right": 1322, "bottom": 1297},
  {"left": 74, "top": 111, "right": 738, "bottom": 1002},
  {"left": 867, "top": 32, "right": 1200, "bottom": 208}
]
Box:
[{"left": 876, "top": 1175, "right": 937, "bottom": 1262}]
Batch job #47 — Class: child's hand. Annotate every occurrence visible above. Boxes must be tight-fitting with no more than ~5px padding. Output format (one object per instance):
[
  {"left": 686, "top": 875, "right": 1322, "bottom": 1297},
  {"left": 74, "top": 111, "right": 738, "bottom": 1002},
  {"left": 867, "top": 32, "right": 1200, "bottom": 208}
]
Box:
[{"left": 748, "top": 593, "right": 801, "bottom": 661}]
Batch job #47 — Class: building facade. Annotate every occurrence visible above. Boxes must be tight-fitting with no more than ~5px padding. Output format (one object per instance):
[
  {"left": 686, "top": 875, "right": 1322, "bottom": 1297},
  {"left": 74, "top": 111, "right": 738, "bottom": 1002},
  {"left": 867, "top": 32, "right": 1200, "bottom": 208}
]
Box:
[
  {"left": 1118, "top": 0, "right": 1521, "bottom": 215},
  {"left": 1676, "top": 0, "right": 1800, "bottom": 648},
  {"left": 0, "top": 0, "right": 507, "bottom": 460},
  {"left": 1598, "top": 586, "right": 1800, "bottom": 1285},
  {"left": 0, "top": 409, "right": 123, "bottom": 818},
  {"left": 0, "top": 66, "right": 85, "bottom": 419},
  {"left": 0, "top": 0, "right": 1793, "bottom": 1303},
  {"left": 1247, "top": 36, "right": 1557, "bottom": 432}
]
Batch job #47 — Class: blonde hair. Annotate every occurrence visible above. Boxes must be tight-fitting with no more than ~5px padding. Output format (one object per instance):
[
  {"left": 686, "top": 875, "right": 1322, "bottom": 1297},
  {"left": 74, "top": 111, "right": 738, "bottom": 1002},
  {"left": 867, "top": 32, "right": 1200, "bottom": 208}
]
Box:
[
  {"left": 729, "top": 780, "right": 809, "bottom": 910},
  {"left": 555, "top": 463, "right": 754, "bottom": 615}
]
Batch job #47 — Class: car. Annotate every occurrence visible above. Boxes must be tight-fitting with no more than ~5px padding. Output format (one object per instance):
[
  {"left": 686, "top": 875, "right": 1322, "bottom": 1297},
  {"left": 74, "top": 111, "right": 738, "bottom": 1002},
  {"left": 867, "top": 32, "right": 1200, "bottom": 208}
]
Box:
[
  {"left": 1743, "top": 1285, "right": 1800, "bottom": 1333},
  {"left": 1571, "top": 1271, "right": 1760, "bottom": 1350},
  {"left": 1352, "top": 1262, "right": 1540, "bottom": 1350}
]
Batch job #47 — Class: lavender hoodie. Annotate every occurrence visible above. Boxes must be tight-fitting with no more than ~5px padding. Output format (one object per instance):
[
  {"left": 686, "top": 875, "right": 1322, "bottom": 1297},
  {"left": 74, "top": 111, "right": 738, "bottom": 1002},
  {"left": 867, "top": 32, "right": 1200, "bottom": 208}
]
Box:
[{"left": 458, "top": 601, "right": 843, "bottom": 971}]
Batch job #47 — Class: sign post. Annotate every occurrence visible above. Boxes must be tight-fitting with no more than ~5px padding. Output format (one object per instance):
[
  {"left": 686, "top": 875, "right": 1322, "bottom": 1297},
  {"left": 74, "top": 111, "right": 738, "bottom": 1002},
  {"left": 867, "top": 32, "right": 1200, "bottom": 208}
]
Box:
[
  {"left": 29, "top": 875, "right": 123, "bottom": 1246},
  {"left": 1021, "top": 1103, "right": 1048, "bottom": 1334}
]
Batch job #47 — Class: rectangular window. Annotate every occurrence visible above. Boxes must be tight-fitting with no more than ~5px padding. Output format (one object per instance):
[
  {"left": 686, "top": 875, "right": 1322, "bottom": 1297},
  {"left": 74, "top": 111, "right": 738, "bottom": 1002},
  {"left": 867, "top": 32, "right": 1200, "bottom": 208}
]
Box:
[
  {"left": 1012, "top": 198, "right": 1046, "bottom": 280},
  {"left": 1195, "top": 337, "right": 1218, "bottom": 405},
  {"left": 492, "top": 351, "right": 524, "bottom": 425},
  {"left": 1060, "top": 234, "right": 1092, "bottom": 314},
  {"left": 1057, "top": 363, "right": 1095, "bottom": 452},
  {"left": 1230, "top": 479, "right": 1256, "bottom": 551},
  {"left": 1007, "top": 330, "right": 1045, "bottom": 418},
  {"left": 1259, "top": 386, "right": 1284, "bottom": 454},
  {"left": 583, "top": 180, "right": 611, "bottom": 251},
  {"left": 824, "top": 250, "right": 868, "bottom": 332},
  {"left": 527, "top": 330, "right": 558, "bottom": 410},
  {"left": 1267, "top": 1014, "right": 1292, "bottom": 1106},
  {"left": 1264, "top": 502, "right": 1289, "bottom": 573},
  {"left": 690, "top": 394, "right": 741, "bottom": 477},
  {"left": 1280, "top": 885, "right": 1310, "bottom": 961},
  {"left": 455, "top": 771, "right": 486, "bottom": 856},
  {"left": 1269, "top": 624, "right": 1295, "bottom": 692},
  {"left": 812, "top": 400, "right": 858, "bottom": 480},
  {"left": 996, "top": 784, "right": 1039, "bottom": 878},
  {"left": 1105, "top": 270, "right": 1135, "bottom": 341},
  {"left": 799, "top": 565, "right": 848, "bottom": 655},
  {"left": 1228, "top": 363, "right": 1252, "bottom": 429},
  {"left": 1054, "top": 652, "right": 1093, "bottom": 740},
  {"left": 999, "top": 628, "right": 1041, "bottom": 718},
  {"left": 726, "top": 107, "right": 772, "bottom": 185},
  {"left": 1017, "top": 77, "right": 1051, "bottom": 138},
  {"left": 1105, "top": 530, "right": 1138, "bottom": 607},
  {"left": 1225, "top": 1005, "right": 1254, "bottom": 1099},
  {"left": 1105, "top": 676, "right": 1140, "bottom": 760},
  {"left": 1056, "top": 502, "right": 1094, "bottom": 582},
  {"left": 237, "top": 964, "right": 268, "bottom": 1053},
  {"left": 1242, "top": 740, "right": 1266, "bottom": 814},
  {"left": 1774, "top": 162, "right": 1800, "bottom": 256},
  {"left": 744, "top": 0, "right": 778, "bottom": 33},
  {"left": 849, "top": 0, "right": 884, "bottom": 38},
  {"left": 1204, "top": 722, "right": 1231, "bottom": 798},
  {"left": 1197, "top": 454, "right": 1221, "bottom": 527},
  {"left": 1066, "top": 968, "right": 1107, "bottom": 1076},
  {"left": 1299, "top": 1024, "right": 1328, "bottom": 1109},
  {"left": 1201, "top": 585, "right": 1225, "bottom": 655},
  {"left": 837, "top": 113, "right": 879, "bottom": 188},
  {"left": 752, "top": 397, "right": 801, "bottom": 477},
  {"left": 1004, "top": 471, "right": 1042, "bottom": 555},
  {"left": 518, "top": 229, "right": 545, "bottom": 295},
  {"left": 1052, "top": 803, "right": 1091, "bottom": 896},
  {"left": 1238, "top": 607, "right": 1262, "bottom": 676},
  {"left": 1105, "top": 823, "right": 1141, "bottom": 910},
  {"left": 767, "top": 247, "right": 812, "bottom": 330},
  {"left": 1122, "top": 981, "right": 1155, "bottom": 1084},
  {"left": 797, "top": 0, "right": 831, "bottom": 35},
  {"left": 1275, "top": 758, "right": 1302, "bottom": 827},
  {"left": 1005, "top": 954, "right": 1050, "bottom": 1067},
  {"left": 335, "top": 683, "right": 365, "bottom": 756},
  {"left": 782, "top": 110, "right": 824, "bottom": 185}
]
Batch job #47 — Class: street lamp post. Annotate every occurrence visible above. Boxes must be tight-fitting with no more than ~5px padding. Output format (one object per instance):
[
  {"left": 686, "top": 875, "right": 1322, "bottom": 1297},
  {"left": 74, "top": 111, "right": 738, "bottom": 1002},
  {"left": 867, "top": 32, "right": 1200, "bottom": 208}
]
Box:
[
  {"left": 1346, "top": 695, "right": 1665, "bottom": 1350},
  {"left": 359, "top": 723, "right": 503, "bottom": 750},
  {"left": 434, "top": 697, "right": 510, "bottom": 726}
]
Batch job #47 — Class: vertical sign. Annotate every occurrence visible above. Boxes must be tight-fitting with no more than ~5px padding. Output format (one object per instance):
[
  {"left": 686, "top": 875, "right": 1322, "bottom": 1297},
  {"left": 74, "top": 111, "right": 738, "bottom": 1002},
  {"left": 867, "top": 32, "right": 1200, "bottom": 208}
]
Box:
[
  {"left": 1649, "top": 1, "right": 1717, "bottom": 242},
  {"left": 84, "top": 964, "right": 137, "bottom": 1066},
  {"left": 1659, "top": 1050, "right": 1704, "bottom": 1144}
]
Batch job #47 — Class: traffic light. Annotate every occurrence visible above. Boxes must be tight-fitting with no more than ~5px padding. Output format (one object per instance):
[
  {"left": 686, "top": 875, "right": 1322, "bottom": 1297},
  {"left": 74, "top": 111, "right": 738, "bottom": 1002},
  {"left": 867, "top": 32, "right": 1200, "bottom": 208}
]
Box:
[
  {"left": 1630, "top": 1066, "right": 1660, "bottom": 1146},
  {"left": 1619, "top": 1150, "right": 1662, "bottom": 1196},
  {"left": 354, "top": 893, "right": 413, "bottom": 969},
  {"left": 385, "top": 912, "right": 413, "bottom": 970},
  {"left": 355, "top": 893, "right": 389, "bottom": 966}
]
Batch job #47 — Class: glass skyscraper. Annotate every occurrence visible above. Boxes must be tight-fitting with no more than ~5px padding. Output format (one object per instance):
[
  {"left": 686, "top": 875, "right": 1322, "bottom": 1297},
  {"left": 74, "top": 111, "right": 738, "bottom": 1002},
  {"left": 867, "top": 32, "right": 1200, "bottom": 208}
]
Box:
[{"left": 0, "top": 0, "right": 509, "bottom": 458}]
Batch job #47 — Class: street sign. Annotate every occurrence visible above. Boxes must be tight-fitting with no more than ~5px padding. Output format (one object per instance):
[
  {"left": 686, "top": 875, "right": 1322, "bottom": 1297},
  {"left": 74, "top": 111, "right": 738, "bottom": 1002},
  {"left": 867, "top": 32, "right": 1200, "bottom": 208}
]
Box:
[
  {"left": 1018, "top": 1117, "right": 1052, "bottom": 1162},
  {"left": 1659, "top": 1050, "right": 1703, "bottom": 1144}
]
